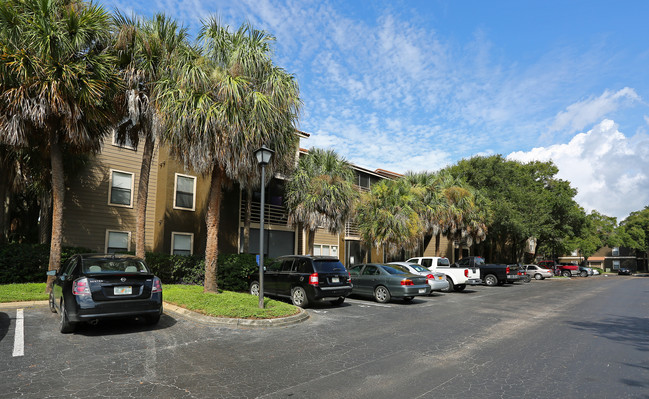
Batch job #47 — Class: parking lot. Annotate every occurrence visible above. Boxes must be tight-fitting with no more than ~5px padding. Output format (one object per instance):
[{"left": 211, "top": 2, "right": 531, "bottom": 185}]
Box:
[{"left": 1, "top": 276, "right": 648, "bottom": 398}]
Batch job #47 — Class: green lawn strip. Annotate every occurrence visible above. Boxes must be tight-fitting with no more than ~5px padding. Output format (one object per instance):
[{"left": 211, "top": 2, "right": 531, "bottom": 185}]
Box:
[
  {"left": 163, "top": 284, "right": 299, "bottom": 319},
  {"left": 0, "top": 283, "right": 48, "bottom": 303}
]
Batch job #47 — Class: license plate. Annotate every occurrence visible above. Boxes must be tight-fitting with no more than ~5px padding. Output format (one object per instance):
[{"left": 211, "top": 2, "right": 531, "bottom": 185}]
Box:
[
  {"left": 418, "top": 288, "right": 425, "bottom": 293},
  {"left": 331, "top": 277, "right": 340, "bottom": 283},
  {"left": 114, "top": 286, "right": 132, "bottom": 295}
]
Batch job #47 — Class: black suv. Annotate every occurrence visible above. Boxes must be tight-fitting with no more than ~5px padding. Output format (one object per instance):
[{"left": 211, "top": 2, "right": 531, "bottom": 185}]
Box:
[{"left": 249, "top": 255, "right": 352, "bottom": 308}]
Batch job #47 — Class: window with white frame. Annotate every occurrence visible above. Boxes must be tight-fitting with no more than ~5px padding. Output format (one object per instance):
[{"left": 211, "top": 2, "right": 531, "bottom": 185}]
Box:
[
  {"left": 111, "top": 129, "right": 135, "bottom": 150},
  {"left": 313, "top": 244, "right": 338, "bottom": 257},
  {"left": 106, "top": 230, "right": 131, "bottom": 253},
  {"left": 612, "top": 260, "right": 620, "bottom": 270},
  {"left": 171, "top": 232, "right": 193, "bottom": 256},
  {"left": 174, "top": 174, "right": 196, "bottom": 210},
  {"left": 612, "top": 247, "right": 620, "bottom": 256},
  {"left": 109, "top": 170, "right": 134, "bottom": 207}
]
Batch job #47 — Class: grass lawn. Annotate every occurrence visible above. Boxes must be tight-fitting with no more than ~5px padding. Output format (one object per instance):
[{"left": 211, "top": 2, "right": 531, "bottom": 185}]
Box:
[
  {"left": 0, "top": 283, "right": 48, "bottom": 302},
  {"left": 0, "top": 283, "right": 299, "bottom": 319}
]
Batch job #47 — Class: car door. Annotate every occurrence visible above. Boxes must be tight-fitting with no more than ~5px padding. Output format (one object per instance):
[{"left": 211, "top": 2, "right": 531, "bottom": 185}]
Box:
[
  {"left": 264, "top": 259, "right": 283, "bottom": 295},
  {"left": 358, "top": 265, "right": 380, "bottom": 295},
  {"left": 276, "top": 258, "right": 297, "bottom": 296},
  {"left": 53, "top": 256, "right": 79, "bottom": 308}
]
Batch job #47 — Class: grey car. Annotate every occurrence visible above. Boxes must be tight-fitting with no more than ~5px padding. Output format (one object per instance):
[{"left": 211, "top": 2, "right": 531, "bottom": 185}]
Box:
[
  {"left": 347, "top": 263, "right": 431, "bottom": 303},
  {"left": 387, "top": 262, "right": 448, "bottom": 292},
  {"left": 521, "top": 264, "right": 553, "bottom": 280}
]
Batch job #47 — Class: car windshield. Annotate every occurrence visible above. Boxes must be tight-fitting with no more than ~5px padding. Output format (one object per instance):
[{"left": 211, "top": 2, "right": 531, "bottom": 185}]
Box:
[
  {"left": 82, "top": 258, "right": 149, "bottom": 274},
  {"left": 313, "top": 260, "right": 346, "bottom": 273},
  {"left": 382, "top": 265, "right": 409, "bottom": 275}
]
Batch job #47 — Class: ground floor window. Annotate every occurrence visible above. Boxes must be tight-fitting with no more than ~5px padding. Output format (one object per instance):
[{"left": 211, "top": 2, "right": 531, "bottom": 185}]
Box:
[
  {"left": 345, "top": 240, "right": 367, "bottom": 266},
  {"left": 314, "top": 244, "right": 338, "bottom": 257},
  {"left": 105, "top": 230, "right": 130, "bottom": 253},
  {"left": 171, "top": 232, "right": 193, "bottom": 256},
  {"left": 612, "top": 260, "right": 620, "bottom": 270},
  {"left": 240, "top": 228, "right": 294, "bottom": 259}
]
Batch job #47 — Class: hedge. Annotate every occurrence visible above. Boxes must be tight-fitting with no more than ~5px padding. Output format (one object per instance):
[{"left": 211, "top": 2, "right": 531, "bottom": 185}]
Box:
[{"left": 0, "top": 243, "right": 261, "bottom": 291}]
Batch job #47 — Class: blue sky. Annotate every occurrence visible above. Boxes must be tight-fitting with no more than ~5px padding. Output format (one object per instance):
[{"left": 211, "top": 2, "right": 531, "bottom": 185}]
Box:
[{"left": 98, "top": 0, "right": 649, "bottom": 221}]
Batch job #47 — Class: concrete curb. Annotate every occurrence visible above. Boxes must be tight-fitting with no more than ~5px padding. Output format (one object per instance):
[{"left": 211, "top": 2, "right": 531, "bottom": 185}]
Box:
[{"left": 0, "top": 300, "right": 309, "bottom": 328}]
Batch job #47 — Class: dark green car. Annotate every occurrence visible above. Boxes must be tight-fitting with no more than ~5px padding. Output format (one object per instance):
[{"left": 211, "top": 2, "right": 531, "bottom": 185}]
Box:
[{"left": 347, "top": 263, "right": 431, "bottom": 303}]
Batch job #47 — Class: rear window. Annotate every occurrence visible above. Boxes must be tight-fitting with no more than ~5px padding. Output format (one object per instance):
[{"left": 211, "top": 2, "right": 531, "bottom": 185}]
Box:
[
  {"left": 382, "top": 265, "right": 409, "bottom": 275},
  {"left": 409, "top": 264, "right": 429, "bottom": 273},
  {"left": 313, "top": 260, "right": 347, "bottom": 273},
  {"left": 437, "top": 258, "right": 450, "bottom": 267},
  {"left": 82, "top": 259, "right": 149, "bottom": 274}
]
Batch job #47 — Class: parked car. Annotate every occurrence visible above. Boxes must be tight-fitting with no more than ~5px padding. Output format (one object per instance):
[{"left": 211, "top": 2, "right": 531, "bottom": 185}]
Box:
[
  {"left": 347, "top": 263, "right": 431, "bottom": 303},
  {"left": 520, "top": 264, "right": 553, "bottom": 280},
  {"left": 248, "top": 255, "right": 352, "bottom": 308},
  {"left": 578, "top": 265, "right": 593, "bottom": 277},
  {"left": 47, "top": 254, "right": 163, "bottom": 333},
  {"left": 618, "top": 268, "right": 632, "bottom": 275},
  {"left": 406, "top": 256, "right": 482, "bottom": 292},
  {"left": 387, "top": 262, "right": 448, "bottom": 293}
]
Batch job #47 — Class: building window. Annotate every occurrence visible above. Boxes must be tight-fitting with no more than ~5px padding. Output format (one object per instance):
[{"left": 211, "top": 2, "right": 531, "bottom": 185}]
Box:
[
  {"left": 171, "top": 232, "right": 193, "bottom": 256},
  {"left": 612, "top": 260, "right": 620, "bottom": 270},
  {"left": 106, "top": 230, "right": 131, "bottom": 253},
  {"left": 109, "top": 170, "right": 134, "bottom": 207},
  {"left": 111, "top": 129, "right": 135, "bottom": 150},
  {"left": 313, "top": 244, "right": 338, "bottom": 257},
  {"left": 174, "top": 174, "right": 196, "bottom": 210},
  {"left": 612, "top": 247, "right": 620, "bottom": 256}
]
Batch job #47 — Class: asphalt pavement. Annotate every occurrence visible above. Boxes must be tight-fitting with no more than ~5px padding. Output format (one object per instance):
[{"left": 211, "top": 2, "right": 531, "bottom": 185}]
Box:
[{"left": 1, "top": 275, "right": 647, "bottom": 399}]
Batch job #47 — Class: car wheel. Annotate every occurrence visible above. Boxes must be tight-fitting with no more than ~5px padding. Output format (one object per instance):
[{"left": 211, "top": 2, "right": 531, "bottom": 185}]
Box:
[
  {"left": 330, "top": 297, "right": 345, "bottom": 306},
  {"left": 524, "top": 275, "right": 532, "bottom": 283},
  {"left": 562, "top": 270, "right": 571, "bottom": 277},
  {"left": 402, "top": 296, "right": 414, "bottom": 302},
  {"left": 249, "top": 281, "right": 260, "bottom": 296},
  {"left": 484, "top": 274, "right": 498, "bottom": 286},
  {"left": 59, "top": 299, "right": 75, "bottom": 334},
  {"left": 534, "top": 273, "right": 542, "bottom": 280},
  {"left": 49, "top": 292, "right": 57, "bottom": 313},
  {"left": 374, "top": 286, "right": 391, "bottom": 303},
  {"left": 580, "top": 271, "right": 588, "bottom": 277},
  {"left": 291, "top": 287, "right": 309, "bottom": 308},
  {"left": 443, "top": 276, "right": 454, "bottom": 292},
  {"left": 453, "top": 284, "right": 466, "bottom": 292}
]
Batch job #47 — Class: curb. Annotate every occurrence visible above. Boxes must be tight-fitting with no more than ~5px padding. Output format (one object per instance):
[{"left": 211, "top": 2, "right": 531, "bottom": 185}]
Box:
[{"left": 0, "top": 300, "right": 309, "bottom": 328}]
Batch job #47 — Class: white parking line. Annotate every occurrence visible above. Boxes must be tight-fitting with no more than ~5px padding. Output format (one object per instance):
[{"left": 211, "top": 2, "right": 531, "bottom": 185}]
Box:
[{"left": 12, "top": 309, "right": 24, "bottom": 357}]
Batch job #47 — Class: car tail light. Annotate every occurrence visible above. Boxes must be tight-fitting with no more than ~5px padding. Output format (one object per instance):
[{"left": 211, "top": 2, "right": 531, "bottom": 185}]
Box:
[
  {"left": 401, "top": 279, "right": 414, "bottom": 286},
  {"left": 506, "top": 266, "right": 510, "bottom": 274},
  {"left": 152, "top": 277, "right": 162, "bottom": 293},
  {"left": 348, "top": 271, "right": 352, "bottom": 283},
  {"left": 464, "top": 269, "right": 469, "bottom": 277},
  {"left": 72, "top": 277, "right": 90, "bottom": 296},
  {"left": 309, "top": 273, "right": 319, "bottom": 286},
  {"left": 426, "top": 274, "right": 434, "bottom": 283}
]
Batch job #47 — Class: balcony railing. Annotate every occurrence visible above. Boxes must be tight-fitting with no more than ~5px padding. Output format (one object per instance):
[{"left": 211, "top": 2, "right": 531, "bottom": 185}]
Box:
[
  {"left": 345, "top": 220, "right": 360, "bottom": 239},
  {"left": 240, "top": 199, "right": 289, "bottom": 226}
]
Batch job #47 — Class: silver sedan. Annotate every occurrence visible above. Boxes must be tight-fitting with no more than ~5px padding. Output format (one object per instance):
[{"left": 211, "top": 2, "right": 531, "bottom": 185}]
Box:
[
  {"left": 522, "top": 264, "right": 553, "bottom": 280},
  {"left": 388, "top": 262, "right": 449, "bottom": 292}
]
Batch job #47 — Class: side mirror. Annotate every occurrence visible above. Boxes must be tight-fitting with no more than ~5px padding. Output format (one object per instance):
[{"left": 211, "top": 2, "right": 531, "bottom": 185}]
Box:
[{"left": 46, "top": 270, "right": 57, "bottom": 276}]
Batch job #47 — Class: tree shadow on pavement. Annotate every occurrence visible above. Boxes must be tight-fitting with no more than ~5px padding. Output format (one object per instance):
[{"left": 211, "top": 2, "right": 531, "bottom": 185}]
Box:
[
  {"left": 567, "top": 315, "right": 649, "bottom": 352},
  {"left": 0, "top": 312, "right": 9, "bottom": 342}
]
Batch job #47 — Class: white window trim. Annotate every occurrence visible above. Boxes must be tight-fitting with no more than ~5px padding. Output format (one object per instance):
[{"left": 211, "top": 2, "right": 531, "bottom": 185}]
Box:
[
  {"left": 313, "top": 243, "right": 339, "bottom": 258},
  {"left": 105, "top": 230, "right": 131, "bottom": 253},
  {"left": 108, "top": 169, "right": 135, "bottom": 208},
  {"left": 171, "top": 232, "right": 194, "bottom": 256},
  {"left": 111, "top": 129, "right": 136, "bottom": 150},
  {"left": 173, "top": 173, "right": 197, "bottom": 211}
]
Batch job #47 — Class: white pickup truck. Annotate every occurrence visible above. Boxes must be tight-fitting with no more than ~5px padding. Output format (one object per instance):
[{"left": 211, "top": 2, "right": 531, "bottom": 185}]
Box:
[{"left": 406, "top": 256, "right": 482, "bottom": 292}]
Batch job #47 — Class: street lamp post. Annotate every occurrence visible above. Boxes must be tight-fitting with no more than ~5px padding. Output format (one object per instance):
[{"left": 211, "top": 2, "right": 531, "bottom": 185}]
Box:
[{"left": 254, "top": 145, "right": 274, "bottom": 309}]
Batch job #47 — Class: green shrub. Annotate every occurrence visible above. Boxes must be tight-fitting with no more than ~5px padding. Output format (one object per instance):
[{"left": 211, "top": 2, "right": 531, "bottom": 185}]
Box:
[
  {"left": 217, "top": 254, "right": 260, "bottom": 292},
  {"left": 0, "top": 243, "right": 93, "bottom": 284}
]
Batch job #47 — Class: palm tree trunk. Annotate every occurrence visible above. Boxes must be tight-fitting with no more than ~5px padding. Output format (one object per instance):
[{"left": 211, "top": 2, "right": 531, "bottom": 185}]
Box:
[
  {"left": 135, "top": 133, "right": 154, "bottom": 259},
  {"left": 243, "top": 187, "right": 252, "bottom": 253},
  {"left": 0, "top": 176, "right": 7, "bottom": 244},
  {"left": 204, "top": 165, "right": 224, "bottom": 293},
  {"left": 435, "top": 232, "right": 441, "bottom": 257},
  {"left": 307, "top": 228, "right": 315, "bottom": 255},
  {"left": 39, "top": 192, "right": 52, "bottom": 245},
  {"left": 47, "top": 134, "right": 65, "bottom": 293}
]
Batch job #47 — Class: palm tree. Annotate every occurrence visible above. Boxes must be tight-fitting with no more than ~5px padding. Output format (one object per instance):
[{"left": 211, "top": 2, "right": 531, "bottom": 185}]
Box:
[
  {"left": 355, "top": 178, "right": 423, "bottom": 258},
  {"left": 112, "top": 13, "right": 189, "bottom": 258},
  {"left": 157, "top": 20, "right": 300, "bottom": 293},
  {"left": 0, "top": 0, "right": 121, "bottom": 292},
  {"left": 285, "top": 148, "right": 357, "bottom": 254}
]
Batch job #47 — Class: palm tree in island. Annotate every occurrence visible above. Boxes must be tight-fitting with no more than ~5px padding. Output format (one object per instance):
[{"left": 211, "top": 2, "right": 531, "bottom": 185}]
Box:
[
  {"left": 0, "top": 0, "right": 121, "bottom": 292},
  {"left": 157, "top": 19, "right": 300, "bottom": 293},
  {"left": 355, "top": 177, "right": 424, "bottom": 258},
  {"left": 285, "top": 148, "right": 357, "bottom": 255},
  {"left": 112, "top": 13, "right": 189, "bottom": 258}
]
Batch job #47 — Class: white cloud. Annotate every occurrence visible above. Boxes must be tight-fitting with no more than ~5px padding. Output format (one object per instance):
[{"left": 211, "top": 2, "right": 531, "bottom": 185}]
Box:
[
  {"left": 549, "top": 88, "right": 641, "bottom": 134},
  {"left": 508, "top": 119, "right": 649, "bottom": 221}
]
